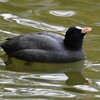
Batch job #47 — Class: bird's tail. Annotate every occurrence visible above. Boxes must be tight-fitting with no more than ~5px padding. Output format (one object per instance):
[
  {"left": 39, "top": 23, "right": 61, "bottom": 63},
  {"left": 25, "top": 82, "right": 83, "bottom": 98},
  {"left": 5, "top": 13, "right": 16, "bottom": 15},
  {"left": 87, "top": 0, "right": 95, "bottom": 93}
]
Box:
[{"left": 0, "top": 43, "right": 3, "bottom": 47}]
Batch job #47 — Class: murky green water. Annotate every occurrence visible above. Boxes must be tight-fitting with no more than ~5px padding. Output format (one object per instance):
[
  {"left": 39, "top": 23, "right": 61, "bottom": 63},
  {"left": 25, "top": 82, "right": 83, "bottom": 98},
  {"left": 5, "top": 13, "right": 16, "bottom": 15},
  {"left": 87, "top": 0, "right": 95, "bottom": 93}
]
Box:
[{"left": 0, "top": 0, "right": 100, "bottom": 100}]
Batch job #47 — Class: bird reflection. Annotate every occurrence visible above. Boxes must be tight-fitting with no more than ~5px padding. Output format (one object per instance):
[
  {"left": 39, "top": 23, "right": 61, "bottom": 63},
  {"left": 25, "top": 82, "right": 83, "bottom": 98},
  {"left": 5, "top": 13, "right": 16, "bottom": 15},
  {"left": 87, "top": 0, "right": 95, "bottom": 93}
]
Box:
[
  {"left": 0, "top": 56, "right": 89, "bottom": 94},
  {"left": 64, "top": 72, "right": 89, "bottom": 93},
  {"left": 0, "top": 55, "right": 89, "bottom": 84}
]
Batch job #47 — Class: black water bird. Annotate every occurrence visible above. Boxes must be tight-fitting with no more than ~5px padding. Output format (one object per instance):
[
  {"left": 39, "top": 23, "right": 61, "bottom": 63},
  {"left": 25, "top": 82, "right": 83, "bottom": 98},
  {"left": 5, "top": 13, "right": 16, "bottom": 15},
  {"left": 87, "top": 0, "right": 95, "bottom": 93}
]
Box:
[{"left": 0, "top": 26, "right": 92, "bottom": 65}]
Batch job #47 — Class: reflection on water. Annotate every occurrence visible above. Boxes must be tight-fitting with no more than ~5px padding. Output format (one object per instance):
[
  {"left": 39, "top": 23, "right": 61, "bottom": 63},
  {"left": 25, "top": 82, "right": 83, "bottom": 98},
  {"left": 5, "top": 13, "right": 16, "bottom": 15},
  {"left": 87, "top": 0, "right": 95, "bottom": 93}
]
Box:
[
  {"left": 0, "top": 13, "right": 66, "bottom": 33},
  {"left": 0, "top": 0, "right": 9, "bottom": 2},
  {"left": 49, "top": 10, "right": 76, "bottom": 17},
  {"left": 0, "top": 0, "right": 100, "bottom": 99},
  {"left": 0, "top": 58, "right": 92, "bottom": 99},
  {"left": 0, "top": 55, "right": 99, "bottom": 99}
]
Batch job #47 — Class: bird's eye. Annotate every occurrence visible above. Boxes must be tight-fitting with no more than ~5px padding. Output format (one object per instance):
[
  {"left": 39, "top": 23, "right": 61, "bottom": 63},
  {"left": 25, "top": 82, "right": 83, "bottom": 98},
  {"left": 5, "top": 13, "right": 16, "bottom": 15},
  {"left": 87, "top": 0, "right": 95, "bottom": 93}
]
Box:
[{"left": 74, "top": 30, "right": 77, "bottom": 33}]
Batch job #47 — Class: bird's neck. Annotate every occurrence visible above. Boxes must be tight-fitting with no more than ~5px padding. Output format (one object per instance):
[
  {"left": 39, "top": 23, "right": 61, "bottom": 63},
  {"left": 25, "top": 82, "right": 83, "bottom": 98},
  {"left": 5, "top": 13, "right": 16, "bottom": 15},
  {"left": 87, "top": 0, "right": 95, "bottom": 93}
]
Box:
[{"left": 63, "top": 39, "right": 83, "bottom": 51}]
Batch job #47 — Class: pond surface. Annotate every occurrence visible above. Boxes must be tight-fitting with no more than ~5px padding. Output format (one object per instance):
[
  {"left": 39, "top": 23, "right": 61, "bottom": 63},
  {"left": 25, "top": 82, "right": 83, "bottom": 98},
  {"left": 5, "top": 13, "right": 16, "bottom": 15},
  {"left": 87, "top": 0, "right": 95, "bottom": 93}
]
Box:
[{"left": 0, "top": 0, "right": 100, "bottom": 100}]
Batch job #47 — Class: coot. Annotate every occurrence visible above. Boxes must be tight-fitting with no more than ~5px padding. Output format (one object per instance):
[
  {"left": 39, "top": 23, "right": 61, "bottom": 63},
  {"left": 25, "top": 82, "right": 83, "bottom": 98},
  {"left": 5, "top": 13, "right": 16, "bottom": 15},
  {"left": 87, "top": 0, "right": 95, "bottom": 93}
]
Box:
[{"left": 0, "top": 26, "right": 92, "bottom": 64}]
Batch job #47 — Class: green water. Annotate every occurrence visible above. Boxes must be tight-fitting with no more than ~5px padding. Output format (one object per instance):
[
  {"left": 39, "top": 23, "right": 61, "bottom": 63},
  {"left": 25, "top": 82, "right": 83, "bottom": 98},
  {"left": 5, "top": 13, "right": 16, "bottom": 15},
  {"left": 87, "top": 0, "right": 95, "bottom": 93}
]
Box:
[{"left": 0, "top": 0, "right": 100, "bottom": 100}]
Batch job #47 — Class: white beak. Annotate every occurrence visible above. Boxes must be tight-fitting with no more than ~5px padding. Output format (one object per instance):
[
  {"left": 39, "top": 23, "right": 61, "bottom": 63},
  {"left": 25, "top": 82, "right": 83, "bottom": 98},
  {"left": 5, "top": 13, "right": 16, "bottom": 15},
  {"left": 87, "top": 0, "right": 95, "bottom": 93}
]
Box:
[
  {"left": 81, "top": 27, "right": 92, "bottom": 33},
  {"left": 76, "top": 26, "right": 92, "bottom": 33}
]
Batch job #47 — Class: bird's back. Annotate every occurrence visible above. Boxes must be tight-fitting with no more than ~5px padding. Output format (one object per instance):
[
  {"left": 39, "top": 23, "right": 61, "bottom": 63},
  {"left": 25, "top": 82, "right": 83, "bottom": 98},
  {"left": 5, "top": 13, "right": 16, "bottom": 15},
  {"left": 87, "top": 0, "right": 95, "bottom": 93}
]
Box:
[{"left": 1, "top": 32, "right": 65, "bottom": 55}]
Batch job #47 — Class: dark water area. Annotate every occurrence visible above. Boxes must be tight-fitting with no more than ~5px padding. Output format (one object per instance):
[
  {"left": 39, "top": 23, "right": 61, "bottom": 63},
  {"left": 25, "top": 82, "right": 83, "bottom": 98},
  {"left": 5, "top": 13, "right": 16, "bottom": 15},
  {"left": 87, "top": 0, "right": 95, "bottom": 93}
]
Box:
[{"left": 0, "top": 0, "right": 100, "bottom": 100}]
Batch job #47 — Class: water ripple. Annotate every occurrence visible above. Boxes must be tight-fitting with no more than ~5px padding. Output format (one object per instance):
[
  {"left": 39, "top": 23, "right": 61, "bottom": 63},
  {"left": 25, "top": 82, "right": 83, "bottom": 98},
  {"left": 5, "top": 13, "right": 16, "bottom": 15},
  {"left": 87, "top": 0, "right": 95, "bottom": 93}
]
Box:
[
  {"left": 49, "top": 10, "right": 76, "bottom": 17},
  {"left": 0, "top": 0, "right": 9, "bottom": 2},
  {"left": 85, "top": 61, "right": 100, "bottom": 72},
  {"left": 74, "top": 85, "right": 98, "bottom": 92},
  {"left": 0, "top": 29, "right": 19, "bottom": 36},
  {"left": 0, "top": 13, "right": 66, "bottom": 33}
]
